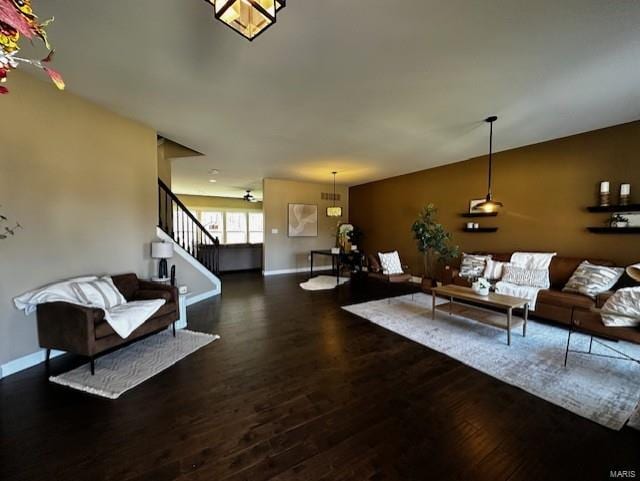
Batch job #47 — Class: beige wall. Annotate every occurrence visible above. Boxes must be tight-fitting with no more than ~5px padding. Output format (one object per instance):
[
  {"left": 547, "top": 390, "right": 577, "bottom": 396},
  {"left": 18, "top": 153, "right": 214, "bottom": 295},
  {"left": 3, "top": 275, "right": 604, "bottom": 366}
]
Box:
[
  {"left": 157, "top": 142, "right": 172, "bottom": 188},
  {"left": 350, "top": 121, "right": 640, "bottom": 276},
  {"left": 0, "top": 72, "right": 158, "bottom": 365},
  {"left": 179, "top": 194, "right": 263, "bottom": 212},
  {"left": 263, "top": 178, "right": 349, "bottom": 273}
]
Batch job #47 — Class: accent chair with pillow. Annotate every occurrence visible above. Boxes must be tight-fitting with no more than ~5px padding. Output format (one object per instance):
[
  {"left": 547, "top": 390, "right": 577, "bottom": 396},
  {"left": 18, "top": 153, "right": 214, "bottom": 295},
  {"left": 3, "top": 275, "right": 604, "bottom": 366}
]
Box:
[{"left": 367, "top": 252, "right": 412, "bottom": 283}]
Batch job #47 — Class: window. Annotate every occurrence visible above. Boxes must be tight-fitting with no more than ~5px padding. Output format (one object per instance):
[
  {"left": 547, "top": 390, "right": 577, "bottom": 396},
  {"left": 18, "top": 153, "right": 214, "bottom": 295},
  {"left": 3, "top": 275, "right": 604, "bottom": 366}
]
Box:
[
  {"left": 225, "top": 212, "right": 248, "bottom": 244},
  {"left": 248, "top": 212, "right": 264, "bottom": 244},
  {"left": 200, "top": 211, "right": 224, "bottom": 243},
  {"left": 196, "top": 209, "right": 263, "bottom": 245}
]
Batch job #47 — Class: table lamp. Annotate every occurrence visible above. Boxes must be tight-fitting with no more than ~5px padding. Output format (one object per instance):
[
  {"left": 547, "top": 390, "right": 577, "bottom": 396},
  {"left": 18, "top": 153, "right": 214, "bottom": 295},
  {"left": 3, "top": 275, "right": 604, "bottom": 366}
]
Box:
[
  {"left": 627, "top": 263, "right": 640, "bottom": 283},
  {"left": 151, "top": 241, "right": 173, "bottom": 279}
]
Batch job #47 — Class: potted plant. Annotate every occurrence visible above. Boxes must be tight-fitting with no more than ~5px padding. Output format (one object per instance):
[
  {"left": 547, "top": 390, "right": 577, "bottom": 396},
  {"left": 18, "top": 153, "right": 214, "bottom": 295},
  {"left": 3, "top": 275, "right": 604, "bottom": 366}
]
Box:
[
  {"left": 411, "top": 204, "right": 459, "bottom": 290},
  {"left": 609, "top": 214, "right": 629, "bottom": 228}
]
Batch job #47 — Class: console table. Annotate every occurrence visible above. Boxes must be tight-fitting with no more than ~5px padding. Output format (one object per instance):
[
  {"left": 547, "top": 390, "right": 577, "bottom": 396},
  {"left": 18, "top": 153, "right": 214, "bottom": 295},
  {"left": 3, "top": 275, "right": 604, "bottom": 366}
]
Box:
[{"left": 310, "top": 250, "right": 363, "bottom": 284}]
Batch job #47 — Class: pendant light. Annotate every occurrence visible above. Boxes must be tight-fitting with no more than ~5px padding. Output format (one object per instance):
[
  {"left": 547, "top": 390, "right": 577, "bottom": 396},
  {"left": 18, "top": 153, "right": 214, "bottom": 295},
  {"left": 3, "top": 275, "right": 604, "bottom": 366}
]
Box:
[
  {"left": 476, "top": 115, "right": 504, "bottom": 213},
  {"left": 326, "top": 171, "right": 342, "bottom": 217},
  {"left": 206, "top": 0, "right": 286, "bottom": 41}
]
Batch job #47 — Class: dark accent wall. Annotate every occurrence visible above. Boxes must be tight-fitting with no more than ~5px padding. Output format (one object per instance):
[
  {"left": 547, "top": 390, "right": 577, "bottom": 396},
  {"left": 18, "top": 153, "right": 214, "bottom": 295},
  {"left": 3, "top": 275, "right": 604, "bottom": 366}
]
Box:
[{"left": 349, "top": 121, "right": 640, "bottom": 275}]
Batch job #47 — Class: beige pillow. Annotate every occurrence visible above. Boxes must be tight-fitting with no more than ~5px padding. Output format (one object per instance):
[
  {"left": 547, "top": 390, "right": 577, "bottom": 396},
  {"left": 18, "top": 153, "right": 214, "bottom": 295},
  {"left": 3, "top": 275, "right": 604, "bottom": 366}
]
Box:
[
  {"left": 483, "top": 259, "right": 506, "bottom": 280},
  {"left": 501, "top": 264, "right": 549, "bottom": 288}
]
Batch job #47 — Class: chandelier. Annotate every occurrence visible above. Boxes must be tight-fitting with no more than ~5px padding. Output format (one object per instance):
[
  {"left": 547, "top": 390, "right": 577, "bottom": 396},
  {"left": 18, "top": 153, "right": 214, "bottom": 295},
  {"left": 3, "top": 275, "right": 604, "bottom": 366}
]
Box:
[
  {"left": 327, "top": 172, "right": 343, "bottom": 217},
  {"left": 205, "top": 0, "right": 286, "bottom": 41}
]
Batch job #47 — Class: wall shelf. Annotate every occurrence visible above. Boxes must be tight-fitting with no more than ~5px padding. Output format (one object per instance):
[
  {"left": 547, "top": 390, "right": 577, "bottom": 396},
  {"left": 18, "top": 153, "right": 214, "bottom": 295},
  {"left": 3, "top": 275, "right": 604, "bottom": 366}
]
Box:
[
  {"left": 463, "top": 227, "right": 498, "bottom": 233},
  {"left": 460, "top": 212, "right": 498, "bottom": 218},
  {"left": 586, "top": 204, "right": 640, "bottom": 213},
  {"left": 587, "top": 227, "right": 640, "bottom": 234}
]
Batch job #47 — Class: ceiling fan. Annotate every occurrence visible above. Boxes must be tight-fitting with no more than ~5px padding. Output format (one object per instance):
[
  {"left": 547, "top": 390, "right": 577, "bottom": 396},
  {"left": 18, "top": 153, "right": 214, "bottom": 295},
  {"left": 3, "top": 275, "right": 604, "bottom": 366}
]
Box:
[{"left": 243, "top": 190, "right": 259, "bottom": 203}]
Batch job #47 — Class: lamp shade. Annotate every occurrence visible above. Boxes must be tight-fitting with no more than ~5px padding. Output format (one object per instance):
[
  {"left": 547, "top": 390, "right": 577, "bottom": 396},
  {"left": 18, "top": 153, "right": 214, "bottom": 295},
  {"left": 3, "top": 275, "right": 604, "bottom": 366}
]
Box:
[
  {"left": 627, "top": 263, "right": 640, "bottom": 282},
  {"left": 212, "top": 0, "right": 277, "bottom": 40},
  {"left": 151, "top": 241, "right": 173, "bottom": 259},
  {"left": 327, "top": 206, "right": 342, "bottom": 217}
]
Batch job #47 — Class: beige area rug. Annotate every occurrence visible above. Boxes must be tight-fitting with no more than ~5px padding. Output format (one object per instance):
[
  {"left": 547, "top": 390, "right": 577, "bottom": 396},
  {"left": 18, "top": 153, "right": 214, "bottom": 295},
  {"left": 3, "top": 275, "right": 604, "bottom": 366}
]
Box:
[
  {"left": 300, "top": 275, "right": 349, "bottom": 291},
  {"left": 50, "top": 329, "right": 219, "bottom": 399},
  {"left": 343, "top": 293, "right": 640, "bottom": 431}
]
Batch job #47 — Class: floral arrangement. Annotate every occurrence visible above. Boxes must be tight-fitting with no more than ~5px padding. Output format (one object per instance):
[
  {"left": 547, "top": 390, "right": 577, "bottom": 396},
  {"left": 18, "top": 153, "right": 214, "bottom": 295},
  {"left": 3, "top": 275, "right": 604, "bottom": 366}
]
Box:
[
  {"left": 0, "top": 206, "right": 21, "bottom": 239},
  {"left": 0, "top": 0, "right": 64, "bottom": 94}
]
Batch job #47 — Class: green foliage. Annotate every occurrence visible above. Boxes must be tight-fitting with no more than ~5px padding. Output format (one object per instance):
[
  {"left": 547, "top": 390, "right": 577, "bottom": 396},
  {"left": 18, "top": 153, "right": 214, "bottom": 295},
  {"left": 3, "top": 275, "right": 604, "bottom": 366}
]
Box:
[{"left": 411, "top": 204, "right": 459, "bottom": 278}]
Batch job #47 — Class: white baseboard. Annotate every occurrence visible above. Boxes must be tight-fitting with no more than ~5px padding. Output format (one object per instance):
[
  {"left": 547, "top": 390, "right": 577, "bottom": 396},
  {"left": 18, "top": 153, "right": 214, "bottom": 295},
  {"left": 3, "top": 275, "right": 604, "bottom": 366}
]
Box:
[
  {"left": 1, "top": 349, "right": 65, "bottom": 379},
  {"left": 186, "top": 289, "right": 218, "bottom": 306},
  {"left": 262, "top": 265, "right": 333, "bottom": 276}
]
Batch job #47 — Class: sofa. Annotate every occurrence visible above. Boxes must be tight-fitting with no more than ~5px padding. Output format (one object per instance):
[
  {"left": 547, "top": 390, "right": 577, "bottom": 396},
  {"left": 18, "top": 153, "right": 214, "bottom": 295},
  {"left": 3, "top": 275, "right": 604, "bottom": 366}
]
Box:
[
  {"left": 444, "top": 253, "right": 621, "bottom": 326},
  {"left": 37, "top": 273, "right": 179, "bottom": 374}
]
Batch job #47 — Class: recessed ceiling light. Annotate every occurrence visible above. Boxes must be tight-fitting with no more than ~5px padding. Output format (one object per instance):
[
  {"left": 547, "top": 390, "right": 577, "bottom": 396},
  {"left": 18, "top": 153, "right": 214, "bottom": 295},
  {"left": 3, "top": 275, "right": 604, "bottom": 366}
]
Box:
[
  {"left": 209, "top": 179, "right": 217, "bottom": 183},
  {"left": 208, "top": 169, "right": 219, "bottom": 175}
]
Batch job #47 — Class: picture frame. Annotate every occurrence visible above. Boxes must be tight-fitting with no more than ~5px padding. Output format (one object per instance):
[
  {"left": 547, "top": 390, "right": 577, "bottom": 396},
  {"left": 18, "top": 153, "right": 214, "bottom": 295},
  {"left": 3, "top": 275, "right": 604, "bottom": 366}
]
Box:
[
  {"left": 469, "top": 198, "right": 486, "bottom": 214},
  {"left": 288, "top": 203, "right": 318, "bottom": 237}
]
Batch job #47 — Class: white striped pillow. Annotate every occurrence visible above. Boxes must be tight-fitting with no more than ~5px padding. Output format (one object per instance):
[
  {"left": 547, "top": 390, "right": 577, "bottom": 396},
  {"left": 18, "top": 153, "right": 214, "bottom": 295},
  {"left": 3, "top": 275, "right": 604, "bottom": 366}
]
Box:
[
  {"left": 501, "top": 264, "right": 549, "bottom": 288},
  {"left": 71, "top": 277, "right": 127, "bottom": 309},
  {"left": 483, "top": 259, "right": 506, "bottom": 280}
]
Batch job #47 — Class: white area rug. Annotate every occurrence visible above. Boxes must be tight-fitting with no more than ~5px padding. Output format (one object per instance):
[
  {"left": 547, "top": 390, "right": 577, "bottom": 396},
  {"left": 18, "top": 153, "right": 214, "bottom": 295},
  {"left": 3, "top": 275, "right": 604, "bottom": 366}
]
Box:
[
  {"left": 50, "top": 330, "right": 219, "bottom": 399},
  {"left": 343, "top": 293, "right": 640, "bottom": 430},
  {"left": 300, "top": 275, "right": 349, "bottom": 291}
]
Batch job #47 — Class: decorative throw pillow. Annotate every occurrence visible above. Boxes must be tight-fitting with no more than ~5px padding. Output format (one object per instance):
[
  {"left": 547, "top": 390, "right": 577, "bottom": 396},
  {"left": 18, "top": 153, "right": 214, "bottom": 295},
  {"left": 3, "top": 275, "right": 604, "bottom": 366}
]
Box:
[
  {"left": 501, "top": 264, "right": 549, "bottom": 288},
  {"left": 459, "top": 254, "right": 491, "bottom": 279},
  {"left": 71, "top": 277, "right": 127, "bottom": 309},
  {"left": 563, "top": 261, "right": 624, "bottom": 299},
  {"left": 600, "top": 287, "right": 640, "bottom": 327},
  {"left": 378, "top": 251, "right": 403, "bottom": 275},
  {"left": 483, "top": 259, "right": 506, "bottom": 280}
]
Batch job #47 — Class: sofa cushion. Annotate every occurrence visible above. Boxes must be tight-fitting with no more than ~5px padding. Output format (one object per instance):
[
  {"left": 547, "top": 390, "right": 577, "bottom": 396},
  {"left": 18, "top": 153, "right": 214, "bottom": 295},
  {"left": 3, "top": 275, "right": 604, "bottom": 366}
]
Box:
[
  {"left": 95, "top": 302, "right": 177, "bottom": 339},
  {"left": 134, "top": 290, "right": 172, "bottom": 302},
  {"left": 537, "top": 289, "right": 595, "bottom": 310},
  {"left": 111, "top": 273, "right": 140, "bottom": 301},
  {"left": 572, "top": 309, "right": 640, "bottom": 345},
  {"left": 367, "top": 254, "right": 382, "bottom": 273}
]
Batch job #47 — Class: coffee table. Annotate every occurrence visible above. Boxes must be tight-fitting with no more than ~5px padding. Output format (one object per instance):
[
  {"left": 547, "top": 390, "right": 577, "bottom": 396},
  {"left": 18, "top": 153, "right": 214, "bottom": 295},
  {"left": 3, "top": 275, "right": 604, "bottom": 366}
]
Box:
[{"left": 431, "top": 285, "right": 529, "bottom": 346}]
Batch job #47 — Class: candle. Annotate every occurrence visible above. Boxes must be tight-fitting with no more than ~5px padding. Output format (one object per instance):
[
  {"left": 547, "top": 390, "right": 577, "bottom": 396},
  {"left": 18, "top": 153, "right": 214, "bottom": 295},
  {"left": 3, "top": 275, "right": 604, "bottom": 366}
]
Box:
[
  {"left": 600, "top": 181, "right": 610, "bottom": 194},
  {"left": 621, "top": 184, "right": 631, "bottom": 196}
]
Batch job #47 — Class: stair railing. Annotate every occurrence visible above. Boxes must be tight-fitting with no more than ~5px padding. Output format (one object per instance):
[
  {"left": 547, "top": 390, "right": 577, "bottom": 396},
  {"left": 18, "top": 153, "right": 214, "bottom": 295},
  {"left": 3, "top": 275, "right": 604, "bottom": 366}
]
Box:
[{"left": 158, "top": 178, "right": 220, "bottom": 275}]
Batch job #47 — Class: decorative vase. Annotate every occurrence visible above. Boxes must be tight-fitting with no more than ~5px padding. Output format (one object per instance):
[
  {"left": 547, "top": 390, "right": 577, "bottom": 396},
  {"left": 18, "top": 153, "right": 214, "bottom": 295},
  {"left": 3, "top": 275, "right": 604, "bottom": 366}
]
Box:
[{"left": 472, "top": 278, "right": 491, "bottom": 296}]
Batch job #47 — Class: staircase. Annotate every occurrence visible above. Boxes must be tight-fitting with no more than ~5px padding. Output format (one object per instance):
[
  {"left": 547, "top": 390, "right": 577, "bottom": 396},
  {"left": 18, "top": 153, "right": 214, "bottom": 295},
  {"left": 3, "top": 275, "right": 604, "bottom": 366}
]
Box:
[{"left": 157, "top": 178, "right": 220, "bottom": 275}]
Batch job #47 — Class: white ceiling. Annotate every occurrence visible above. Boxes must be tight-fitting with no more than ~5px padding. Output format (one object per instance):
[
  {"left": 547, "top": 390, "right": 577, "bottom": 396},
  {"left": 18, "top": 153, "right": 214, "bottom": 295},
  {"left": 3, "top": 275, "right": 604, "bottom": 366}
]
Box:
[{"left": 31, "top": 0, "right": 640, "bottom": 197}]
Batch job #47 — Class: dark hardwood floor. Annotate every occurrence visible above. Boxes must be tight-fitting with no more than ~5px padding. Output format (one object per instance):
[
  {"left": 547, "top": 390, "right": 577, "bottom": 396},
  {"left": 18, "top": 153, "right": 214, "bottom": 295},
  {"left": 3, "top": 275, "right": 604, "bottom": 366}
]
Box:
[{"left": 1, "top": 272, "right": 638, "bottom": 481}]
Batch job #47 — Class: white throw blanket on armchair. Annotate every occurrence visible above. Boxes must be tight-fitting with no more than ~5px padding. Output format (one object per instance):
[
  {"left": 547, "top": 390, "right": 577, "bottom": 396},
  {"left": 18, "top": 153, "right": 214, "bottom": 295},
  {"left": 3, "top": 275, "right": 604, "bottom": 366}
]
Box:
[
  {"left": 14, "top": 276, "right": 166, "bottom": 339},
  {"left": 495, "top": 252, "right": 556, "bottom": 311}
]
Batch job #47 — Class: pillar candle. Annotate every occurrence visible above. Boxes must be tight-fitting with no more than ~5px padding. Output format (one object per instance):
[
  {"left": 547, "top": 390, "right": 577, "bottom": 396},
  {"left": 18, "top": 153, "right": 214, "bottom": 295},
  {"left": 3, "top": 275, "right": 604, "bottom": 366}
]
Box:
[
  {"left": 600, "top": 181, "right": 610, "bottom": 194},
  {"left": 620, "top": 184, "right": 631, "bottom": 196}
]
